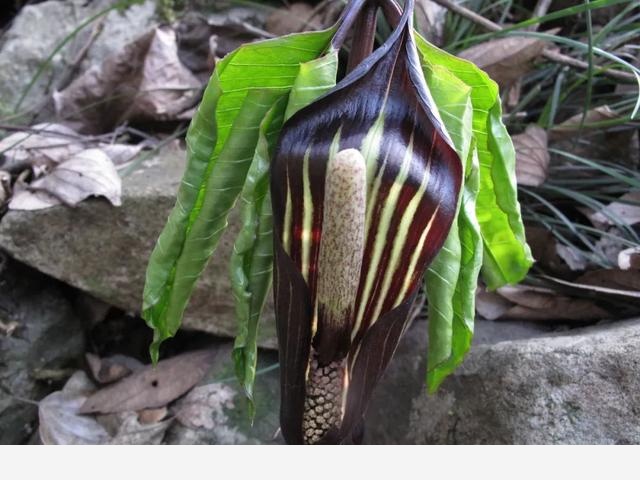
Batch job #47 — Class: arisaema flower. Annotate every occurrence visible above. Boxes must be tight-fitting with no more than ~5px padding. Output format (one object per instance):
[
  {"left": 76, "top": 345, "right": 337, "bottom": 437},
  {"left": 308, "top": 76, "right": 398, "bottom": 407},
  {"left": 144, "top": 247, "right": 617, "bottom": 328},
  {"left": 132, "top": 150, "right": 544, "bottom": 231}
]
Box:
[{"left": 271, "top": 0, "right": 463, "bottom": 444}]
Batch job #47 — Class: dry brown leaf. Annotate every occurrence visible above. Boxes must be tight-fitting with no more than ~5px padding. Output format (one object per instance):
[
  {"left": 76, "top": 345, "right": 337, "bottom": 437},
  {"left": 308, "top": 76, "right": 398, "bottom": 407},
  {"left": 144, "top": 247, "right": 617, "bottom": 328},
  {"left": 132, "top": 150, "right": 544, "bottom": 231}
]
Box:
[
  {"left": 577, "top": 268, "right": 640, "bottom": 292},
  {"left": 415, "top": 0, "right": 447, "bottom": 46},
  {"left": 0, "top": 124, "right": 143, "bottom": 177},
  {"left": 475, "top": 288, "right": 513, "bottom": 321},
  {"left": 99, "top": 143, "right": 144, "bottom": 166},
  {"left": 0, "top": 123, "right": 84, "bottom": 172},
  {"left": 514, "top": 125, "right": 549, "bottom": 186},
  {"left": 266, "top": 3, "right": 320, "bottom": 36},
  {"left": 39, "top": 371, "right": 110, "bottom": 445},
  {"left": 524, "top": 225, "right": 588, "bottom": 273},
  {"left": 176, "top": 8, "right": 268, "bottom": 79},
  {"left": 477, "top": 285, "right": 609, "bottom": 322},
  {"left": 107, "top": 411, "right": 171, "bottom": 445},
  {"left": 618, "top": 247, "right": 640, "bottom": 270},
  {"left": 8, "top": 189, "right": 60, "bottom": 210},
  {"left": 54, "top": 27, "right": 200, "bottom": 133},
  {"left": 556, "top": 244, "right": 589, "bottom": 271},
  {"left": 588, "top": 192, "right": 640, "bottom": 227},
  {"left": 80, "top": 349, "right": 217, "bottom": 414},
  {"left": 138, "top": 407, "right": 168, "bottom": 425},
  {"left": 458, "top": 36, "right": 548, "bottom": 88},
  {"left": 550, "top": 105, "right": 617, "bottom": 141},
  {"left": 86, "top": 353, "right": 144, "bottom": 384},
  {"left": 39, "top": 371, "right": 172, "bottom": 445},
  {"left": 9, "top": 148, "right": 121, "bottom": 210}
]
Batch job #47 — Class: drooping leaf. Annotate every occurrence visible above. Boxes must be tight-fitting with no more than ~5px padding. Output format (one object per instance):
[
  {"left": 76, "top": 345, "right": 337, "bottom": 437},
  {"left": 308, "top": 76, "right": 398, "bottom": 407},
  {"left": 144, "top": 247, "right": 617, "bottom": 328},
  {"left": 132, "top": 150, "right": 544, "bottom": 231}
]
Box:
[
  {"left": 482, "top": 101, "right": 533, "bottom": 288},
  {"left": 415, "top": 34, "right": 533, "bottom": 290},
  {"left": 230, "top": 98, "right": 285, "bottom": 419},
  {"left": 230, "top": 50, "right": 340, "bottom": 413},
  {"left": 426, "top": 145, "right": 482, "bottom": 392},
  {"left": 416, "top": 32, "right": 530, "bottom": 390},
  {"left": 142, "top": 29, "right": 336, "bottom": 361}
]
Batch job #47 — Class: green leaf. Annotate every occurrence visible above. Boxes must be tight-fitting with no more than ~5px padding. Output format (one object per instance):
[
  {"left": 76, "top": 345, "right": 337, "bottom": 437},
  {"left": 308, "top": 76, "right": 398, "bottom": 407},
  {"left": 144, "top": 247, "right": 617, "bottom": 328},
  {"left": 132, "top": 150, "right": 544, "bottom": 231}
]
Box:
[
  {"left": 480, "top": 102, "right": 533, "bottom": 288},
  {"left": 142, "top": 29, "right": 335, "bottom": 361},
  {"left": 284, "top": 51, "right": 339, "bottom": 121},
  {"left": 427, "top": 145, "right": 483, "bottom": 392},
  {"left": 231, "top": 49, "right": 339, "bottom": 413},
  {"left": 416, "top": 32, "right": 531, "bottom": 390},
  {"left": 415, "top": 34, "right": 532, "bottom": 290},
  {"left": 231, "top": 98, "right": 286, "bottom": 419},
  {"left": 425, "top": 214, "right": 461, "bottom": 381}
]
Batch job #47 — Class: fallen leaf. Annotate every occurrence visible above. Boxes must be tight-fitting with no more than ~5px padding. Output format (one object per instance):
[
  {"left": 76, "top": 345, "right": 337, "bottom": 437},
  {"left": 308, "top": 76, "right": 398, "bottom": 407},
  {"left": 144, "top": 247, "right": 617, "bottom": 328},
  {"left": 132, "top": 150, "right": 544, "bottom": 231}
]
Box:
[
  {"left": 0, "top": 124, "right": 143, "bottom": 178},
  {"left": 0, "top": 123, "right": 84, "bottom": 172},
  {"left": 577, "top": 268, "right": 640, "bottom": 292},
  {"left": 266, "top": 3, "right": 320, "bottom": 36},
  {"left": 8, "top": 189, "right": 60, "bottom": 210},
  {"left": 618, "top": 247, "right": 640, "bottom": 270},
  {"left": 459, "top": 36, "right": 548, "bottom": 88},
  {"left": 40, "top": 371, "right": 174, "bottom": 445},
  {"left": 99, "top": 143, "right": 144, "bottom": 166},
  {"left": 138, "top": 407, "right": 169, "bottom": 425},
  {"left": 550, "top": 105, "right": 617, "bottom": 141},
  {"left": 415, "top": 0, "right": 447, "bottom": 46},
  {"left": 588, "top": 192, "right": 640, "bottom": 227},
  {"left": 80, "top": 349, "right": 217, "bottom": 414},
  {"left": 514, "top": 125, "right": 549, "bottom": 186},
  {"left": 525, "top": 225, "right": 561, "bottom": 269},
  {"left": 541, "top": 273, "right": 640, "bottom": 299},
  {"left": 86, "top": 353, "right": 144, "bottom": 384},
  {"left": 107, "top": 411, "right": 171, "bottom": 445},
  {"left": 556, "top": 244, "right": 589, "bottom": 272},
  {"left": 475, "top": 288, "right": 513, "bottom": 321},
  {"left": 39, "top": 371, "right": 110, "bottom": 445},
  {"left": 54, "top": 27, "right": 201, "bottom": 133},
  {"left": 9, "top": 148, "right": 121, "bottom": 210},
  {"left": 477, "top": 285, "right": 609, "bottom": 322},
  {"left": 176, "top": 8, "right": 268, "bottom": 79}
]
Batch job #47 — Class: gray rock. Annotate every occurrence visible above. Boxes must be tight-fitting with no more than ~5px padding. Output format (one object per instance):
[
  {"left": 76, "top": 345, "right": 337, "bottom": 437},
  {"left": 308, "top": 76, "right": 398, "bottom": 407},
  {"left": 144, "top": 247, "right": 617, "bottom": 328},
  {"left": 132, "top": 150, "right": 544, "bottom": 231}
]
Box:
[
  {"left": 0, "top": 255, "right": 85, "bottom": 444},
  {"left": 366, "top": 318, "right": 640, "bottom": 444},
  {"left": 150, "top": 316, "right": 640, "bottom": 445},
  {"left": 0, "top": 145, "right": 277, "bottom": 346},
  {"left": 163, "top": 317, "right": 552, "bottom": 445},
  {"left": 0, "top": 0, "right": 157, "bottom": 114}
]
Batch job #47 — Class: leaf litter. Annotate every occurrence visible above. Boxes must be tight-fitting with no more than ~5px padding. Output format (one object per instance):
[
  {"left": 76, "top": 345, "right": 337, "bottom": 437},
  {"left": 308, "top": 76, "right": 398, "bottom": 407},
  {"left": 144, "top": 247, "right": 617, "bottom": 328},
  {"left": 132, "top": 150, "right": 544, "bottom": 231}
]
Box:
[{"left": 39, "top": 348, "right": 221, "bottom": 444}]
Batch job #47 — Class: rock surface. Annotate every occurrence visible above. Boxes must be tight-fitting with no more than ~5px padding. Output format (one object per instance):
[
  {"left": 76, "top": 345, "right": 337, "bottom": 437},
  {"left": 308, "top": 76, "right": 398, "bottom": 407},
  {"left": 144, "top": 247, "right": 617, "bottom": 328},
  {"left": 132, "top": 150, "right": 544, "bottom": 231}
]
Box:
[
  {"left": 366, "top": 318, "right": 640, "bottom": 444},
  {"left": 0, "top": 255, "right": 85, "bottom": 444},
  {"left": 0, "top": 0, "right": 157, "bottom": 113},
  {"left": 0, "top": 145, "right": 277, "bottom": 346}
]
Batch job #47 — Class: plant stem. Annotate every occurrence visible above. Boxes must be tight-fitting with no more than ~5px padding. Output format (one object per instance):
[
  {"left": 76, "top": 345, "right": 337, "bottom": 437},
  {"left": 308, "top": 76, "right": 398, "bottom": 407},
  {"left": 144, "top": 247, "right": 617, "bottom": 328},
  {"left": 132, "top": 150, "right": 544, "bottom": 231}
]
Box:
[
  {"left": 332, "top": 0, "right": 369, "bottom": 50},
  {"left": 347, "top": 0, "right": 379, "bottom": 73}
]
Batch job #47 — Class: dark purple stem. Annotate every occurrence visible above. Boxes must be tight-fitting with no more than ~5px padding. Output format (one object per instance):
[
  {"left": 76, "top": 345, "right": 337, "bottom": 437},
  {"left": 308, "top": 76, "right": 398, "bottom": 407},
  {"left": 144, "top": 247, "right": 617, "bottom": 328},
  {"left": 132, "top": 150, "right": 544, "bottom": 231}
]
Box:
[
  {"left": 332, "top": 0, "right": 369, "bottom": 50},
  {"left": 346, "top": 0, "right": 379, "bottom": 74},
  {"left": 377, "top": 0, "right": 403, "bottom": 27}
]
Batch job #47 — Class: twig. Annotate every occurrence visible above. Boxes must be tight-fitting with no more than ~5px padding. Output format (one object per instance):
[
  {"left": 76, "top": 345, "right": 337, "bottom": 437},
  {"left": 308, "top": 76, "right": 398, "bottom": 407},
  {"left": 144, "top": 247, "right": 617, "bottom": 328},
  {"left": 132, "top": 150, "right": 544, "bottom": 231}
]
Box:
[{"left": 431, "top": 0, "right": 636, "bottom": 83}]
